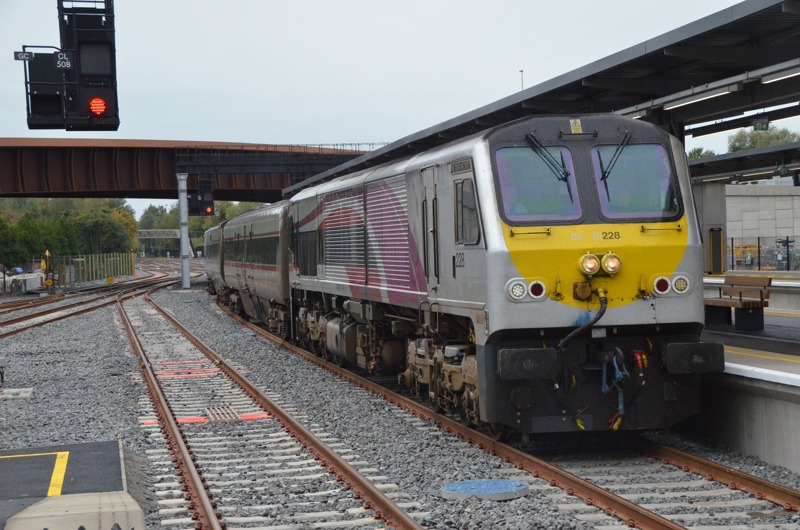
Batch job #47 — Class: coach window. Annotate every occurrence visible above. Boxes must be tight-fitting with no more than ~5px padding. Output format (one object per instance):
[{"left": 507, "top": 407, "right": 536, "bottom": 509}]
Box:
[{"left": 455, "top": 179, "right": 480, "bottom": 245}]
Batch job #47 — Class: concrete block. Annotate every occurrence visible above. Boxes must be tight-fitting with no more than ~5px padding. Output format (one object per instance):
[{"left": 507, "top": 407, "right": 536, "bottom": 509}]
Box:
[
  {"left": 758, "top": 207, "right": 776, "bottom": 220},
  {"left": 700, "top": 374, "right": 800, "bottom": 474},
  {"left": 742, "top": 211, "right": 759, "bottom": 223},
  {"left": 5, "top": 492, "right": 146, "bottom": 530}
]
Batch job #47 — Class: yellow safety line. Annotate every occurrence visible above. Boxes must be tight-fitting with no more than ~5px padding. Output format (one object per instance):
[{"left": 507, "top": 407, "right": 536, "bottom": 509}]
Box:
[
  {"left": 47, "top": 452, "right": 69, "bottom": 496},
  {"left": 725, "top": 346, "right": 800, "bottom": 364},
  {"left": 765, "top": 308, "right": 800, "bottom": 318},
  {"left": 0, "top": 451, "right": 69, "bottom": 496}
]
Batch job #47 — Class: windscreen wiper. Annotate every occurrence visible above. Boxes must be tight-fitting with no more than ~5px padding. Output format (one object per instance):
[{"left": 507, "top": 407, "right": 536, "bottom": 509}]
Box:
[
  {"left": 597, "top": 129, "right": 632, "bottom": 201},
  {"left": 525, "top": 133, "right": 573, "bottom": 203}
]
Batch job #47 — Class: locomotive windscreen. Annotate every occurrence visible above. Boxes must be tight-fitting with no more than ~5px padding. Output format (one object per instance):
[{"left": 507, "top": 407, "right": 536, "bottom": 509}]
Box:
[
  {"left": 590, "top": 143, "right": 682, "bottom": 221},
  {"left": 495, "top": 146, "right": 582, "bottom": 223}
]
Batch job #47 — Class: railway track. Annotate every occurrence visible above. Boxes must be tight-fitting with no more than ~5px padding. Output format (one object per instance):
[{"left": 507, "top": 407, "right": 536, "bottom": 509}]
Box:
[
  {"left": 205, "top": 298, "right": 800, "bottom": 530},
  {"left": 6, "top": 274, "right": 798, "bottom": 529},
  {"left": 118, "top": 294, "right": 425, "bottom": 529},
  {"left": 0, "top": 275, "right": 177, "bottom": 338},
  {"left": 550, "top": 449, "right": 800, "bottom": 529}
]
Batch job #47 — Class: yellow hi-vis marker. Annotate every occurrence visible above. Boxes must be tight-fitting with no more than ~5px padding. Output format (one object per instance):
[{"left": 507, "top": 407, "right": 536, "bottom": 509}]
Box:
[{"left": 0, "top": 451, "right": 69, "bottom": 496}]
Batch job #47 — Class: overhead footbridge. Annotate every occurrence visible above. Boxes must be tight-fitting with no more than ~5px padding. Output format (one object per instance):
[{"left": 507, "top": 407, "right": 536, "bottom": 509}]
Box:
[{"left": 0, "top": 138, "right": 362, "bottom": 203}]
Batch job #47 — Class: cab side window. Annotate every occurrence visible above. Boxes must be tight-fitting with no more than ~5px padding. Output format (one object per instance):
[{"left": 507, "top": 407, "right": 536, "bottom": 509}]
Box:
[{"left": 455, "top": 178, "right": 480, "bottom": 245}]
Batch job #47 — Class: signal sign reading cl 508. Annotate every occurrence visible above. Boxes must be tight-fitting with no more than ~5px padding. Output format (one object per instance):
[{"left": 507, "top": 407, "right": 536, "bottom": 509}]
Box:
[{"left": 89, "top": 97, "right": 107, "bottom": 116}]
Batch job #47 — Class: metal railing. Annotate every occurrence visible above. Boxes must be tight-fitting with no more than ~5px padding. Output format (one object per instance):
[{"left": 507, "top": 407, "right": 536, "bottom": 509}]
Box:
[{"left": 728, "top": 236, "right": 798, "bottom": 271}]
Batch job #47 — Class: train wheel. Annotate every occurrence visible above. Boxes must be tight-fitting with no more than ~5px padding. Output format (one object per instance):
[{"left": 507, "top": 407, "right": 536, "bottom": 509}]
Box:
[
  {"left": 488, "top": 423, "right": 510, "bottom": 442},
  {"left": 456, "top": 395, "right": 470, "bottom": 426}
]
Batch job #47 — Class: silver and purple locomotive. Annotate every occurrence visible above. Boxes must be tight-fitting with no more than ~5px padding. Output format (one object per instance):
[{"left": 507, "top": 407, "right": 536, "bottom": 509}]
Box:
[{"left": 205, "top": 114, "right": 723, "bottom": 435}]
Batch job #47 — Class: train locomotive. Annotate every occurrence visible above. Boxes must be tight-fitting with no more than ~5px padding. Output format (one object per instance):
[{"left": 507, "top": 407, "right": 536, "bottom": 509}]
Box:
[{"left": 205, "top": 113, "right": 724, "bottom": 435}]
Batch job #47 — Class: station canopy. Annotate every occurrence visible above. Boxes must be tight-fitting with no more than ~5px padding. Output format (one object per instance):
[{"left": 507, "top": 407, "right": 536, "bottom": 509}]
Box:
[{"left": 288, "top": 0, "right": 800, "bottom": 193}]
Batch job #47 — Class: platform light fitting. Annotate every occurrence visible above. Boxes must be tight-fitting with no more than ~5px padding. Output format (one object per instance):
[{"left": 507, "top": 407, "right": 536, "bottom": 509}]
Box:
[
  {"left": 663, "top": 84, "right": 742, "bottom": 111},
  {"left": 761, "top": 65, "right": 800, "bottom": 84},
  {"left": 741, "top": 169, "right": 776, "bottom": 178},
  {"left": 701, "top": 176, "right": 731, "bottom": 183}
]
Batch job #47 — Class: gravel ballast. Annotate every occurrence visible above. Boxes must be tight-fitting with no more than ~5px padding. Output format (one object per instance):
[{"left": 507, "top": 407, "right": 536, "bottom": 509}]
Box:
[{"left": 2, "top": 275, "right": 800, "bottom": 529}]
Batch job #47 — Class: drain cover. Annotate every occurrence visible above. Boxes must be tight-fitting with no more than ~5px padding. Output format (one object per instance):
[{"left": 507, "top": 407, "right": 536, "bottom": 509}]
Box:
[
  {"left": 441, "top": 479, "right": 529, "bottom": 501},
  {"left": 204, "top": 405, "right": 241, "bottom": 422}
]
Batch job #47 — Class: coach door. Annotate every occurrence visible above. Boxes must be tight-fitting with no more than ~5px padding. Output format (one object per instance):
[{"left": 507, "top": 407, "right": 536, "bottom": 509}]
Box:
[
  {"left": 422, "top": 166, "right": 440, "bottom": 295},
  {"left": 243, "top": 226, "right": 254, "bottom": 292}
]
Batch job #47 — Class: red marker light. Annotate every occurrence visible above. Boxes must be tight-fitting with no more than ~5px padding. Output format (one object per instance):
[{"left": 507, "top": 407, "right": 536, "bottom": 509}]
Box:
[
  {"left": 205, "top": 206, "right": 213, "bottom": 214},
  {"left": 89, "top": 97, "right": 107, "bottom": 116}
]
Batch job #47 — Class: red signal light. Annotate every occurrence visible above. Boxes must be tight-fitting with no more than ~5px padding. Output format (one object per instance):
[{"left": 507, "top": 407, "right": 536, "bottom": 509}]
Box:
[
  {"left": 89, "top": 97, "right": 107, "bottom": 116},
  {"left": 204, "top": 205, "right": 213, "bottom": 214}
]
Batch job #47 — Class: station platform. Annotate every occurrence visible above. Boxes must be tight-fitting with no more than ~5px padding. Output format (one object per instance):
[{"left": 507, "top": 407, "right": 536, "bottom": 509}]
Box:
[
  {"left": 0, "top": 440, "right": 145, "bottom": 530},
  {"left": 698, "top": 304, "right": 800, "bottom": 474},
  {"left": 703, "top": 307, "right": 800, "bottom": 358}
]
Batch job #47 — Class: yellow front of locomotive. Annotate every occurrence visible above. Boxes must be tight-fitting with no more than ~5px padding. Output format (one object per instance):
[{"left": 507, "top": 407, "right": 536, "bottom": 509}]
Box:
[{"left": 477, "top": 115, "right": 723, "bottom": 434}]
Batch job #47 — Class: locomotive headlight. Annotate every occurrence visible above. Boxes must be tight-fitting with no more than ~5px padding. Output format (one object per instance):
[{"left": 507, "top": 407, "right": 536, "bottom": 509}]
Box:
[
  {"left": 672, "top": 275, "right": 691, "bottom": 294},
  {"left": 507, "top": 279, "right": 528, "bottom": 301},
  {"left": 579, "top": 254, "right": 600, "bottom": 276},
  {"left": 601, "top": 253, "right": 622, "bottom": 275}
]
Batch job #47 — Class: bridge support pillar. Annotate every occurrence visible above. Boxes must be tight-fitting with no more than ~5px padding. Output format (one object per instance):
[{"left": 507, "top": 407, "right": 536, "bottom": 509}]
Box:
[{"left": 177, "top": 172, "right": 191, "bottom": 289}]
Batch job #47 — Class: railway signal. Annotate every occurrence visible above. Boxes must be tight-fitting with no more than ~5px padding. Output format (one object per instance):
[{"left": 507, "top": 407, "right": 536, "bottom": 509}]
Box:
[
  {"left": 60, "top": 1, "right": 119, "bottom": 131},
  {"left": 187, "top": 181, "right": 216, "bottom": 216},
  {"left": 18, "top": 1, "right": 119, "bottom": 131},
  {"left": 198, "top": 180, "right": 215, "bottom": 216},
  {"left": 187, "top": 193, "right": 201, "bottom": 216}
]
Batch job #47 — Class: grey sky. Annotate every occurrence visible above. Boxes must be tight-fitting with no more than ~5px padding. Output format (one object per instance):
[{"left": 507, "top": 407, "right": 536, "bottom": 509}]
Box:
[{"left": 2, "top": 0, "right": 797, "bottom": 217}]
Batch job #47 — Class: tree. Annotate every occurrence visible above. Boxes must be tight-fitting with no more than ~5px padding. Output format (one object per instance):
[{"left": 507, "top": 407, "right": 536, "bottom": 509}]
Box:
[
  {"left": 74, "top": 210, "right": 131, "bottom": 254},
  {"left": 222, "top": 201, "right": 264, "bottom": 220},
  {"left": 0, "top": 214, "right": 26, "bottom": 268},
  {"left": 728, "top": 125, "right": 800, "bottom": 152},
  {"left": 14, "top": 213, "right": 47, "bottom": 261},
  {"left": 139, "top": 205, "right": 169, "bottom": 230},
  {"left": 111, "top": 208, "right": 138, "bottom": 240},
  {"left": 52, "top": 216, "right": 81, "bottom": 255},
  {"left": 687, "top": 147, "right": 717, "bottom": 160}
]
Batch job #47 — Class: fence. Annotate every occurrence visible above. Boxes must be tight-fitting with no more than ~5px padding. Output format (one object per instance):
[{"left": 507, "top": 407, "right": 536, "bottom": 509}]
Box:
[
  {"left": 728, "top": 237, "right": 799, "bottom": 271},
  {"left": 30, "top": 252, "right": 135, "bottom": 288}
]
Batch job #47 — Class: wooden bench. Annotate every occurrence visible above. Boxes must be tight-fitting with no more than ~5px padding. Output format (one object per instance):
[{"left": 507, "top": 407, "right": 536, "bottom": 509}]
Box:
[{"left": 704, "top": 275, "right": 772, "bottom": 330}]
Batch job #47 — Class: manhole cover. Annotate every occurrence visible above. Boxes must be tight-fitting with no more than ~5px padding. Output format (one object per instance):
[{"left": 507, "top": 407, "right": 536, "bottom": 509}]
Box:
[{"left": 441, "top": 479, "right": 529, "bottom": 501}]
